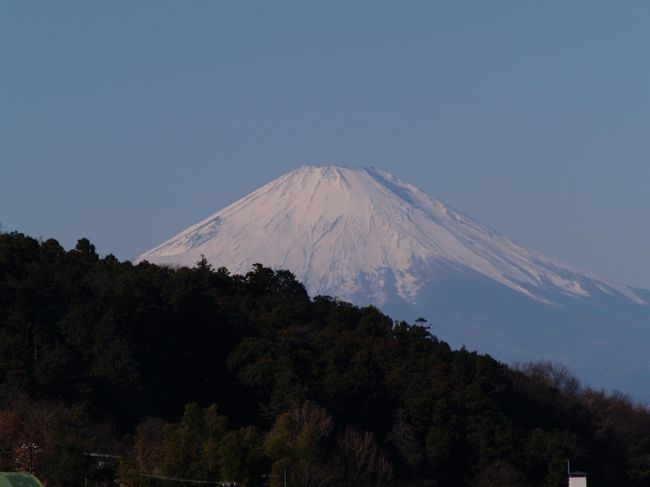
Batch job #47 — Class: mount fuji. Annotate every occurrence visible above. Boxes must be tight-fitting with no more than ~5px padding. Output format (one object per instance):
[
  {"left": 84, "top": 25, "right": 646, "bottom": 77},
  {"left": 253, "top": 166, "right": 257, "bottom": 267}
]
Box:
[{"left": 137, "top": 165, "right": 650, "bottom": 398}]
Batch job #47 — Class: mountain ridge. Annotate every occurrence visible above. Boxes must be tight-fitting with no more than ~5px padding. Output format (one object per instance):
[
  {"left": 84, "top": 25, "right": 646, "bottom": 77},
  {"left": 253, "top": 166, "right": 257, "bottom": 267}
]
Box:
[
  {"left": 137, "top": 165, "right": 645, "bottom": 307},
  {"left": 137, "top": 165, "right": 650, "bottom": 398}
]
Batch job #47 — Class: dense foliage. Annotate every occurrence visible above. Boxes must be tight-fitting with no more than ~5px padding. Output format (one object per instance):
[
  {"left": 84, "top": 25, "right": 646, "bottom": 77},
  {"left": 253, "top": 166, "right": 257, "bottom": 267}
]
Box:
[{"left": 1, "top": 232, "right": 650, "bottom": 487}]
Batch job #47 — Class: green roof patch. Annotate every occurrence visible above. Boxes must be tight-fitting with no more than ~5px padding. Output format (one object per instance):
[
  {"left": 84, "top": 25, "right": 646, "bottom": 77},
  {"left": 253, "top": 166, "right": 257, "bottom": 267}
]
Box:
[{"left": 0, "top": 473, "right": 45, "bottom": 487}]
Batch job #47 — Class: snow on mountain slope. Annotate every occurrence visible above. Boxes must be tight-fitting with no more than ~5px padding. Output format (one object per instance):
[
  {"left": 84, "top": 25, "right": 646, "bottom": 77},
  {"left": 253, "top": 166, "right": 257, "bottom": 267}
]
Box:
[
  {"left": 137, "top": 165, "right": 644, "bottom": 308},
  {"left": 137, "top": 165, "right": 650, "bottom": 399}
]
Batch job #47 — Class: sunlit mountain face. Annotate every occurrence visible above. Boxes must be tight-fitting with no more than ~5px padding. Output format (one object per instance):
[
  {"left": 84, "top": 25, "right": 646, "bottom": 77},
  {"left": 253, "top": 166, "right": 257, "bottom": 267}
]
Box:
[{"left": 139, "top": 165, "right": 650, "bottom": 400}]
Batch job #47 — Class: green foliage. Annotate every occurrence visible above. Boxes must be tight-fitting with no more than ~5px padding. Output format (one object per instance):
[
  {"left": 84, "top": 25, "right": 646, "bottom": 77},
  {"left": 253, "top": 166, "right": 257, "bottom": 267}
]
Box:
[
  {"left": 129, "top": 403, "right": 230, "bottom": 481},
  {"left": 1, "top": 232, "right": 650, "bottom": 486},
  {"left": 264, "top": 402, "right": 335, "bottom": 487},
  {"left": 54, "top": 438, "right": 96, "bottom": 487},
  {"left": 218, "top": 427, "right": 265, "bottom": 486}
]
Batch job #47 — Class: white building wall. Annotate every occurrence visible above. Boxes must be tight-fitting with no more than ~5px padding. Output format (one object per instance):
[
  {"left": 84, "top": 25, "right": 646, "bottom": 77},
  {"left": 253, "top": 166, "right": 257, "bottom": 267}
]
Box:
[{"left": 569, "top": 477, "right": 587, "bottom": 487}]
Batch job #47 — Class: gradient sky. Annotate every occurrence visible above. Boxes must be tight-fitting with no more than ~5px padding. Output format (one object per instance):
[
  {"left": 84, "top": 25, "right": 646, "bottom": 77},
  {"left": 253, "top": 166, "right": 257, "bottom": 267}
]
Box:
[{"left": 2, "top": 2, "right": 649, "bottom": 289}]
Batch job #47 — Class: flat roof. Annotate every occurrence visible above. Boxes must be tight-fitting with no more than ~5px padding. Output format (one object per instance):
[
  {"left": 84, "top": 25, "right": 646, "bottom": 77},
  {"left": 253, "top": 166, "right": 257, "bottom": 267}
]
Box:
[{"left": 569, "top": 471, "right": 587, "bottom": 477}]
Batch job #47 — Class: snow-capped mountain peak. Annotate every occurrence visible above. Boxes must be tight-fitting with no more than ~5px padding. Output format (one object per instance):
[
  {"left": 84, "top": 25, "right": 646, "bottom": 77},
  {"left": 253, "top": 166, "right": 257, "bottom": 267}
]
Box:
[
  {"left": 137, "top": 165, "right": 644, "bottom": 307},
  {"left": 137, "top": 165, "right": 650, "bottom": 398}
]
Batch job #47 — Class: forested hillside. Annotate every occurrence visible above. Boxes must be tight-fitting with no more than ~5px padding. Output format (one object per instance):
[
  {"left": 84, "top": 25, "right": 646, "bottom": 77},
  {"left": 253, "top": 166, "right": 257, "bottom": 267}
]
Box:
[{"left": 1, "top": 232, "right": 650, "bottom": 487}]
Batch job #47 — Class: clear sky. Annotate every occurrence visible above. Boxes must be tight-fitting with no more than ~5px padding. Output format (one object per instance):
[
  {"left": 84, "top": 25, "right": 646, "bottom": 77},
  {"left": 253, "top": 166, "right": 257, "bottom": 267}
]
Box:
[{"left": 2, "top": 2, "right": 649, "bottom": 289}]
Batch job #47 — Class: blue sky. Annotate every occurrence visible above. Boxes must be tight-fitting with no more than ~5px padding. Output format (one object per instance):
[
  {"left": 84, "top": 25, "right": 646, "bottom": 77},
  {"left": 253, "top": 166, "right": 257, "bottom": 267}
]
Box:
[{"left": 2, "top": 2, "right": 649, "bottom": 288}]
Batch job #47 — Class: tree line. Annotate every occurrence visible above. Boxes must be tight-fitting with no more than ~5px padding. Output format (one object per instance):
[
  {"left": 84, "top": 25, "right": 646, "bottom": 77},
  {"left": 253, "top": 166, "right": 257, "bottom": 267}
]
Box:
[{"left": 1, "top": 232, "right": 650, "bottom": 486}]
